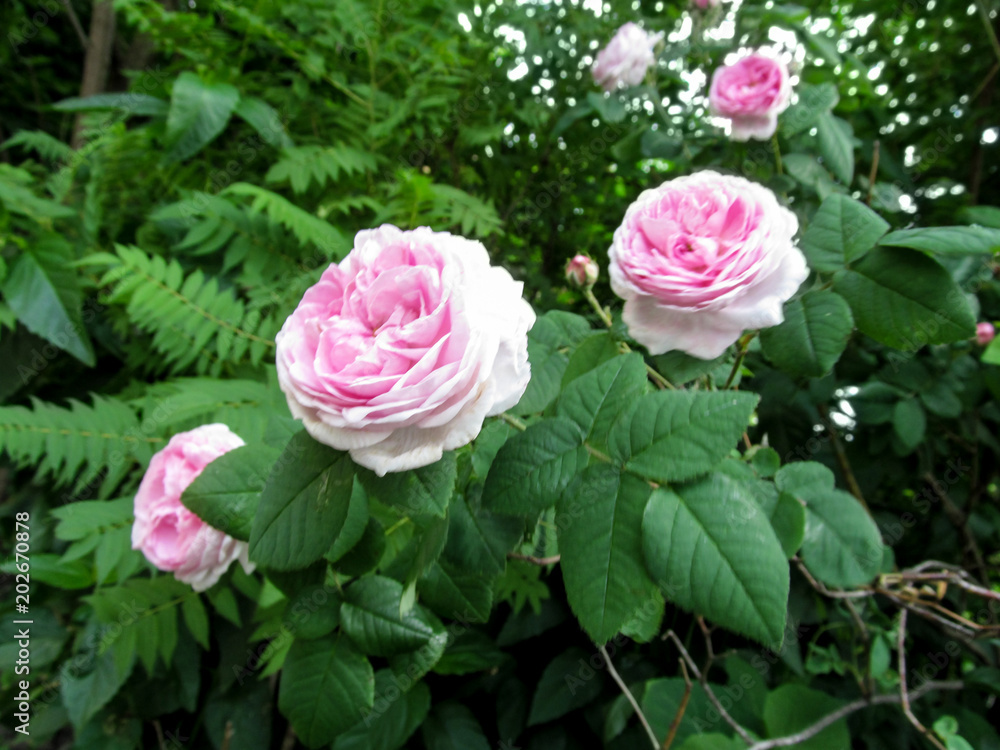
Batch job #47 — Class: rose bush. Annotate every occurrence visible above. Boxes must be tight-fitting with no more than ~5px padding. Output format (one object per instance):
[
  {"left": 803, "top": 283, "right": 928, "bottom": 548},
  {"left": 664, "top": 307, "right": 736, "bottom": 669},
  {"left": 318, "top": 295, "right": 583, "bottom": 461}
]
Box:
[
  {"left": 275, "top": 224, "right": 534, "bottom": 475},
  {"left": 709, "top": 53, "right": 792, "bottom": 141},
  {"left": 592, "top": 22, "right": 664, "bottom": 92},
  {"left": 608, "top": 171, "right": 807, "bottom": 358},
  {"left": 131, "top": 424, "right": 253, "bottom": 591}
]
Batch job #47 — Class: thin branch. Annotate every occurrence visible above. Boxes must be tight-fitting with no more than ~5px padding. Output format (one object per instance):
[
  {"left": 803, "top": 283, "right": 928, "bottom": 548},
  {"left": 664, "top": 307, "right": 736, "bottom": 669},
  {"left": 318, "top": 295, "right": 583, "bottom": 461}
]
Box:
[
  {"left": 507, "top": 552, "right": 560, "bottom": 566},
  {"left": 898, "top": 610, "right": 948, "bottom": 750},
  {"left": 724, "top": 333, "right": 754, "bottom": 390},
  {"left": 795, "top": 558, "right": 875, "bottom": 599},
  {"left": 663, "top": 630, "right": 755, "bottom": 745},
  {"left": 975, "top": 0, "right": 1000, "bottom": 65},
  {"left": 747, "top": 681, "right": 964, "bottom": 750},
  {"left": 865, "top": 140, "right": 880, "bottom": 205},
  {"left": 281, "top": 724, "right": 297, "bottom": 750},
  {"left": 600, "top": 644, "right": 660, "bottom": 750},
  {"left": 500, "top": 412, "right": 527, "bottom": 431},
  {"left": 662, "top": 660, "right": 693, "bottom": 750},
  {"left": 920, "top": 472, "right": 989, "bottom": 584},
  {"left": 818, "top": 404, "right": 870, "bottom": 514},
  {"left": 60, "top": 0, "right": 89, "bottom": 48},
  {"left": 153, "top": 720, "right": 167, "bottom": 750},
  {"left": 220, "top": 721, "right": 235, "bottom": 750}
]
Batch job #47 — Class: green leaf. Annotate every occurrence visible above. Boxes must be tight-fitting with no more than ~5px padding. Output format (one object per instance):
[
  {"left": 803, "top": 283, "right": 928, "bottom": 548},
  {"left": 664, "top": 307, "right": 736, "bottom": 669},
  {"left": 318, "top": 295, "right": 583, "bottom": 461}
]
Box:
[
  {"left": 327, "top": 481, "right": 371, "bottom": 563},
  {"left": 763, "top": 684, "right": 849, "bottom": 750},
  {"left": 421, "top": 702, "right": 491, "bottom": 750},
  {"left": 357, "top": 453, "right": 456, "bottom": 518},
  {"left": 233, "top": 96, "right": 294, "bottom": 148},
  {"left": 517, "top": 311, "right": 594, "bottom": 414},
  {"left": 341, "top": 576, "right": 444, "bottom": 657},
  {"left": 587, "top": 91, "right": 627, "bottom": 123},
  {"left": 60, "top": 650, "right": 133, "bottom": 729},
  {"left": 249, "top": 432, "right": 354, "bottom": 570},
  {"left": 893, "top": 398, "right": 926, "bottom": 452},
  {"left": 181, "top": 443, "right": 280, "bottom": 541},
  {"left": 2, "top": 240, "right": 95, "bottom": 366},
  {"left": 642, "top": 473, "right": 789, "bottom": 647},
  {"left": 528, "top": 648, "right": 604, "bottom": 726},
  {"left": 833, "top": 247, "right": 976, "bottom": 350},
  {"left": 767, "top": 491, "right": 807, "bottom": 558},
  {"left": 332, "top": 672, "right": 430, "bottom": 750},
  {"left": 278, "top": 635, "right": 375, "bottom": 749},
  {"left": 481, "top": 417, "right": 587, "bottom": 516},
  {"left": 776, "top": 463, "right": 883, "bottom": 587},
  {"left": 781, "top": 82, "right": 839, "bottom": 138},
  {"left": 608, "top": 391, "right": 758, "bottom": 483},
  {"left": 760, "top": 290, "right": 854, "bottom": 377},
  {"left": 561, "top": 332, "right": 620, "bottom": 387},
  {"left": 640, "top": 677, "right": 722, "bottom": 746},
  {"left": 53, "top": 92, "right": 168, "bottom": 116},
  {"left": 878, "top": 226, "right": 1000, "bottom": 256},
  {"left": 181, "top": 595, "right": 210, "bottom": 649},
  {"left": 418, "top": 561, "right": 495, "bottom": 624},
  {"left": 556, "top": 353, "right": 647, "bottom": 449},
  {"left": 816, "top": 112, "right": 854, "bottom": 185},
  {"left": 784, "top": 153, "right": 841, "bottom": 199},
  {"left": 164, "top": 72, "right": 240, "bottom": 163},
  {"left": 652, "top": 351, "right": 727, "bottom": 385},
  {"left": 641, "top": 129, "right": 684, "bottom": 158},
  {"left": 799, "top": 194, "right": 889, "bottom": 272},
  {"left": 442, "top": 493, "right": 523, "bottom": 576},
  {"left": 557, "top": 464, "right": 658, "bottom": 644},
  {"left": 959, "top": 205, "right": 1000, "bottom": 228}
]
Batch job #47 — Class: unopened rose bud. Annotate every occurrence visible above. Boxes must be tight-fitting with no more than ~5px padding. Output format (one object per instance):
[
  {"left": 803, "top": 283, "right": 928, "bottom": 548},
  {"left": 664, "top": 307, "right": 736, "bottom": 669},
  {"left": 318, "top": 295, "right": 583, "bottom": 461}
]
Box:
[
  {"left": 691, "top": 0, "right": 720, "bottom": 9},
  {"left": 566, "top": 254, "right": 600, "bottom": 289},
  {"left": 976, "top": 322, "right": 995, "bottom": 346}
]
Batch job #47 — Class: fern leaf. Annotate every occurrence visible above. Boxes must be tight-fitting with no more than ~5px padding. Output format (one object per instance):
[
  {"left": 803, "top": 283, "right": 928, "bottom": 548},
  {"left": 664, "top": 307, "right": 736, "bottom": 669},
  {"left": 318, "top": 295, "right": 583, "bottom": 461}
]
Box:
[
  {"left": 0, "top": 395, "right": 160, "bottom": 498},
  {"left": 265, "top": 144, "right": 378, "bottom": 194},
  {"left": 1, "top": 130, "right": 75, "bottom": 162}
]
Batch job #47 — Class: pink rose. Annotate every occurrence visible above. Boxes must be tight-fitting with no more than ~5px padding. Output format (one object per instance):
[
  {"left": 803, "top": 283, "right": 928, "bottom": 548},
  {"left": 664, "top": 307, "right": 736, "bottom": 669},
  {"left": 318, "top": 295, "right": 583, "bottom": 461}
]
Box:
[
  {"left": 709, "top": 54, "right": 792, "bottom": 141},
  {"left": 976, "top": 322, "right": 995, "bottom": 346},
  {"left": 132, "top": 424, "right": 252, "bottom": 592},
  {"left": 608, "top": 171, "right": 808, "bottom": 359},
  {"left": 592, "top": 23, "right": 664, "bottom": 92},
  {"left": 275, "top": 224, "right": 535, "bottom": 475},
  {"left": 565, "top": 254, "right": 600, "bottom": 289},
  {"left": 692, "top": 0, "right": 720, "bottom": 8}
]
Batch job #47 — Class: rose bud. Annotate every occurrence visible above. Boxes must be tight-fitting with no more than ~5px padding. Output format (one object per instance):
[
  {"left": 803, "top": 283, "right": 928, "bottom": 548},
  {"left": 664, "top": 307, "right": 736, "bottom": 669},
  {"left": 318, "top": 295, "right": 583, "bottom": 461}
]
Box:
[
  {"left": 976, "top": 322, "right": 995, "bottom": 346},
  {"left": 566, "top": 254, "right": 600, "bottom": 289}
]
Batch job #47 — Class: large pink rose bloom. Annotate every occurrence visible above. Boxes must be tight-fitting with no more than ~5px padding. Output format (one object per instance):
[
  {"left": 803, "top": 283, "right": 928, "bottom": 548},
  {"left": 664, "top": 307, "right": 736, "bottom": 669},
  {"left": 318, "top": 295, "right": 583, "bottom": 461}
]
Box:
[
  {"left": 275, "top": 225, "right": 535, "bottom": 475},
  {"left": 592, "top": 23, "right": 664, "bottom": 92},
  {"left": 609, "top": 171, "right": 808, "bottom": 359},
  {"left": 709, "top": 54, "right": 791, "bottom": 141},
  {"left": 132, "top": 424, "right": 252, "bottom": 592}
]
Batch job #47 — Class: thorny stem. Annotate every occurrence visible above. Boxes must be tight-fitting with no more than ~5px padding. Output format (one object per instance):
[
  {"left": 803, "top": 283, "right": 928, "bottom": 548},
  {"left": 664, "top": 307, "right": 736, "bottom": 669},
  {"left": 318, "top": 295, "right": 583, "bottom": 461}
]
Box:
[
  {"left": 600, "top": 644, "right": 660, "bottom": 750},
  {"left": 897, "top": 610, "right": 949, "bottom": 750},
  {"left": 724, "top": 333, "right": 755, "bottom": 390}
]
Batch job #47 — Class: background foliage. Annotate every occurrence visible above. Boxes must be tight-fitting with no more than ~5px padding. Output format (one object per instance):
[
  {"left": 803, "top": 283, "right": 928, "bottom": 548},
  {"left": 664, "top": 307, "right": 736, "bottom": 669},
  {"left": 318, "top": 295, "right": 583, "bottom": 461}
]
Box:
[{"left": 1, "top": 0, "right": 999, "bottom": 748}]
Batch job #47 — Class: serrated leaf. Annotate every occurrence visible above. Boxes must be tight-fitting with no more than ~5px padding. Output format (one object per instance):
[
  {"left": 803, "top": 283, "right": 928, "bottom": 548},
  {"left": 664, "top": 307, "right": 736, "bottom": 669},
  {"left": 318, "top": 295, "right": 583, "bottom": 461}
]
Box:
[
  {"left": 760, "top": 290, "right": 854, "bottom": 377},
  {"left": 249, "top": 432, "right": 354, "bottom": 570},
  {"left": 608, "top": 390, "right": 758, "bottom": 483},
  {"left": 341, "top": 576, "right": 444, "bottom": 657},
  {"left": 332, "top": 672, "right": 430, "bottom": 750},
  {"left": 233, "top": 96, "right": 294, "bottom": 148},
  {"left": 799, "top": 194, "right": 889, "bottom": 272},
  {"left": 357, "top": 453, "right": 456, "bottom": 518},
  {"left": 278, "top": 635, "right": 375, "bottom": 749},
  {"left": 833, "top": 247, "right": 975, "bottom": 350},
  {"left": 181, "top": 443, "right": 280, "bottom": 541},
  {"left": 557, "top": 464, "right": 658, "bottom": 644},
  {"left": 777, "top": 463, "right": 883, "bottom": 587},
  {"left": 879, "top": 226, "right": 1000, "bottom": 256},
  {"left": 61, "top": 650, "right": 134, "bottom": 729},
  {"left": 781, "top": 82, "right": 839, "bottom": 138},
  {"left": 556, "top": 353, "right": 647, "bottom": 449},
  {"left": 2, "top": 240, "right": 95, "bottom": 366},
  {"left": 528, "top": 648, "right": 604, "bottom": 726},
  {"left": 763, "top": 685, "right": 848, "bottom": 750},
  {"left": 816, "top": 112, "right": 854, "bottom": 185},
  {"left": 517, "top": 311, "right": 594, "bottom": 414},
  {"left": 642, "top": 473, "right": 789, "bottom": 647},
  {"left": 421, "top": 701, "right": 491, "bottom": 750},
  {"left": 481, "top": 417, "right": 587, "bottom": 516},
  {"left": 418, "top": 560, "right": 495, "bottom": 624},
  {"left": 164, "top": 72, "right": 240, "bottom": 163}
]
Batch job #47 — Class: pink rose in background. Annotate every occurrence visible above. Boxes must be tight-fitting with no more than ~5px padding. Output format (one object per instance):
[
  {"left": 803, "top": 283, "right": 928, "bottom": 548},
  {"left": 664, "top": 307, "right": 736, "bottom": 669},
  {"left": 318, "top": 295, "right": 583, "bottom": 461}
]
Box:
[
  {"left": 976, "top": 322, "right": 995, "bottom": 346},
  {"left": 608, "top": 171, "right": 808, "bottom": 359},
  {"left": 592, "top": 23, "right": 664, "bottom": 92},
  {"left": 709, "top": 53, "right": 792, "bottom": 141},
  {"left": 276, "top": 224, "right": 535, "bottom": 475},
  {"left": 692, "top": 0, "right": 720, "bottom": 8},
  {"left": 132, "top": 424, "right": 252, "bottom": 592},
  {"left": 565, "top": 254, "right": 600, "bottom": 289}
]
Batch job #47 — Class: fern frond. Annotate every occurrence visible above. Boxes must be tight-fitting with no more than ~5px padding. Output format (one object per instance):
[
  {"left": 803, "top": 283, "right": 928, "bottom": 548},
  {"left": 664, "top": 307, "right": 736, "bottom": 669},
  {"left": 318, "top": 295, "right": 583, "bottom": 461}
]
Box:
[
  {"left": 87, "top": 245, "right": 280, "bottom": 375},
  {"left": 0, "top": 395, "right": 159, "bottom": 498},
  {"left": 1, "top": 130, "right": 75, "bottom": 163},
  {"left": 223, "top": 182, "right": 349, "bottom": 258},
  {"left": 265, "top": 144, "right": 378, "bottom": 195},
  {"left": 320, "top": 195, "right": 382, "bottom": 217},
  {"left": 375, "top": 172, "right": 503, "bottom": 238}
]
